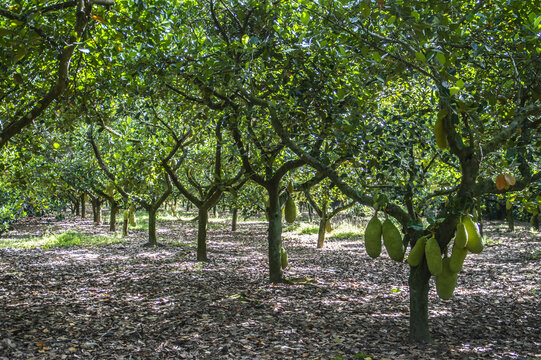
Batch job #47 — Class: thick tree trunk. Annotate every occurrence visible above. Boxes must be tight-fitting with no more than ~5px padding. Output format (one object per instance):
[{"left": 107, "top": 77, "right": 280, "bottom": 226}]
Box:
[
  {"left": 122, "top": 217, "right": 128, "bottom": 237},
  {"left": 109, "top": 202, "right": 117, "bottom": 232},
  {"left": 408, "top": 262, "right": 433, "bottom": 343},
  {"left": 267, "top": 183, "right": 283, "bottom": 283},
  {"left": 197, "top": 208, "right": 209, "bottom": 261},
  {"left": 147, "top": 208, "right": 158, "bottom": 246},
  {"left": 92, "top": 199, "right": 101, "bottom": 225},
  {"left": 317, "top": 216, "right": 327, "bottom": 248},
  {"left": 231, "top": 206, "right": 238, "bottom": 232}
]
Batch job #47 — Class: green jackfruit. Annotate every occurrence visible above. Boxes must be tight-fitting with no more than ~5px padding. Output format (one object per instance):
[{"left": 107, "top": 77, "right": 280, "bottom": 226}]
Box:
[
  {"left": 364, "top": 215, "right": 382, "bottom": 258},
  {"left": 463, "top": 215, "right": 483, "bottom": 253},
  {"left": 280, "top": 247, "right": 288, "bottom": 269},
  {"left": 449, "top": 241, "right": 468, "bottom": 272},
  {"left": 455, "top": 222, "right": 468, "bottom": 248},
  {"left": 325, "top": 219, "right": 332, "bottom": 233},
  {"left": 434, "top": 117, "right": 448, "bottom": 149},
  {"left": 382, "top": 219, "right": 404, "bottom": 262},
  {"left": 436, "top": 258, "right": 458, "bottom": 300},
  {"left": 106, "top": 183, "right": 115, "bottom": 197},
  {"left": 287, "top": 181, "right": 294, "bottom": 193},
  {"left": 284, "top": 197, "right": 297, "bottom": 223},
  {"left": 425, "top": 235, "right": 443, "bottom": 276},
  {"left": 407, "top": 235, "right": 427, "bottom": 267}
]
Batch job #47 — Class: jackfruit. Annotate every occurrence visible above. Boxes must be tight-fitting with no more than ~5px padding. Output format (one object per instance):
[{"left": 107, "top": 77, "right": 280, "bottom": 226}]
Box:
[
  {"left": 382, "top": 219, "right": 404, "bottom": 262},
  {"left": 364, "top": 215, "right": 382, "bottom": 258},
  {"left": 325, "top": 219, "right": 332, "bottom": 233},
  {"left": 454, "top": 222, "right": 468, "bottom": 248},
  {"left": 434, "top": 117, "right": 448, "bottom": 149},
  {"left": 287, "top": 181, "right": 294, "bottom": 193},
  {"left": 106, "top": 183, "right": 115, "bottom": 197},
  {"left": 436, "top": 258, "right": 458, "bottom": 300},
  {"left": 280, "top": 247, "right": 288, "bottom": 269},
  {"left": 463, "top": 215, "right": 483, "bottom": 253},
  {"left": 123, "top": 210, "right": 129, "bottom": 221},
  {"left": 449, "top": 241, "right": 468, "bottom": 272},
  {"left": 425, "top": 235, "right": 442, "bottom": 276},
  {"left": 284, "top": 197, "right": 297, "bottom": 223},
  {"left": 407, "top": 235, "right": 427, "bottom": 267}
]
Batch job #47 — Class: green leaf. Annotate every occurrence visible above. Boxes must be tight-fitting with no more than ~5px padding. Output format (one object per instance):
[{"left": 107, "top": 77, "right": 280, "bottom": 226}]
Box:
[
  {"left": 301, "top": 11, "right": 310, "bottom": 25},
  {"left": 456, "top": 79, "right": 465, "bottom": 89},
  {"left": 415, "top": 51, "right": 426, "bottom": 62},
  {"left": 53, "top": 143, "right": 60, "bottom": 149},
  {"left": 449, "top": 87, "right": 460, "bottom": 96},
  {"left": 436, "top": 53, "right": 446, "bottom": 65},
  {"left": 372, "top": 51, "right": 381, "bottom": 63},
  {"left": 241, "top": 34, "right": 249, "bottom": 45}
]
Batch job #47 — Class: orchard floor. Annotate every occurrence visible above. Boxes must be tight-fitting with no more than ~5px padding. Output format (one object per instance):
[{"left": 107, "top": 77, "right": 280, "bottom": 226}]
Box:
[{"left": 0, "top": 214, "right": 540, "bottom": 360}]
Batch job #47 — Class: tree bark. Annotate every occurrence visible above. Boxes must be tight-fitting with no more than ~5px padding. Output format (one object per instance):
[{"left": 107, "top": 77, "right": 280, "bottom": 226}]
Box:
[
  {"left": 197, "top": 208, "right": 209, "bottom": 261},
  {"left": 408, "top": 261, "right": 433, "bottom": 343},
  {"left": 317, "top": 215, "right": 327, "bottom": 248},
  {"left": 147, "top": 207, "right": 158, "bottom": 246},
  {"left": 109, "top": 202, "right": 118, "bottom": 232},
  {"left": 122, "top": 217, "right": 128, "bottom": 237},
  {"left": 267, "top": 182, "right": 284, "bottom": 283},
  {"left": 231, "top": 206, "right": 238, "bottom": 231},
  {"left": 80, "top": 194, "right": 86, "bottom": 219},
  {"left": 506, "top": 207, "right": 514, "bottom": 232}
]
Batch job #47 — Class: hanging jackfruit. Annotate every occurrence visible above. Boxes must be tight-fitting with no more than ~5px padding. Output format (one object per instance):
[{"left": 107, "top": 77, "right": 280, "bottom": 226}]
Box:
[
  {"left": 463, "top": 215, "right": 483, "bottom": 253},
  {"left": 325, "top": 219, "right": 332, "bottom": 233},
  {"left": 454, "top": 222, "right": 468, "bottom": 248},
  {"left": 425, "top": 235, "right": 443, "bottom": 276},
  {"left": 364, "top": 215, "right": 382, "bottom": 258},
  {"left": 449, "top": 241, "right": 468, "bottom": 272},
  {"left": 436, "top": 258, "right": 458, "bottom": 300},
  {"left": 284, "top": 197, "right": 297, "bottom": 223},
  {"left": 382, "top": 219, "right": 404, "bottom": 262},
  {"left": 407, "top": 235, "right": 427, "bottom": 267},
  {"left": 106, "top": 182, "right": 115, "bottom": 197},
  {"left": 434, "top": 117, "right": 448, "bottom": 149},
  {"left": 287, "top": 181, "right": 294, "bottom": 194},
  {"left": 280, "top": 246, "right": 288, "bottom": 269}
]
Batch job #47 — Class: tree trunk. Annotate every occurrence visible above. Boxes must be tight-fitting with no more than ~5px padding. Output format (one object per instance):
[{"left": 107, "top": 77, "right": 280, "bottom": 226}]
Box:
[
  {"left": 80, "top": 194, "right": 86, "bottom": 219},
  {"left": 213, "top": 205, "right": 217, "bottom": 218},
  {"left": 317, "top": 216, "right": 327, "bottom": 248},
  {"left": 147, "top": 207, "right": 158, "bottom": 246},
  {"left": 408, "top": 262, "right": 432, "bottom": 343},
  {"left": 92, "top": 199, "right": 101, "bottom": 225},
  {"left": 109, "top": 202, "right": 117, "bottom": 232},
  {"left": 122, "top": 217, "right": 128, "bottom": 237},
  {"left": 231, "top": 206, "right": 238, "bottom": 231},
  {"left": 506, "top": 208, "right": 514, "bottom": 232},
  {"left": 308, "top": 205, "right": 313, "bottom": 222},
  {"left": 267, "top": 183, "right": 283, "bottom": 283},
  {"left": 197, "top": 208, "right": 209, "bottom": 261}
]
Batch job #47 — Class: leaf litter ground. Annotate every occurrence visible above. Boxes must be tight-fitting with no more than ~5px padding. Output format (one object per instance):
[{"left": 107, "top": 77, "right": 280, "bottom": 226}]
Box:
[{"left": 0, "top": 215, "right": 539, "bottom": 359}]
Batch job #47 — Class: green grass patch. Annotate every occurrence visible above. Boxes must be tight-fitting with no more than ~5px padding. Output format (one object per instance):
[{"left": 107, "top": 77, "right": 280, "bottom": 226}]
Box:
[
  {"left": 0, "top": 231, "right": 124, "bottom": 250},
  {"left": 328, "top": 221, "right": 363, "bottom": 240},
  {"left": 283, "top": 222, "right": 301, "bottom": 232},
  {"left": 298, "top": 224, "right": 319, "bottom": 235}
]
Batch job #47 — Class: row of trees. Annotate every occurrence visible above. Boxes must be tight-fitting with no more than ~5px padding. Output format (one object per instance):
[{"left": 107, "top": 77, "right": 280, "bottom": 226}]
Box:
[{"left": 2, "top": 0, "right": 540, "bottom": 343}]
